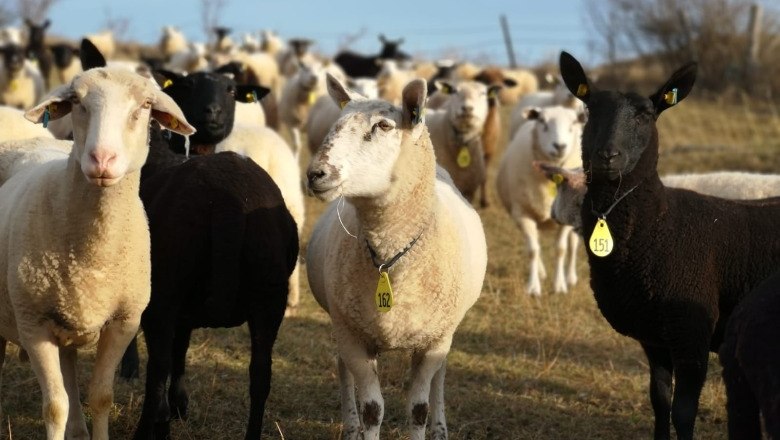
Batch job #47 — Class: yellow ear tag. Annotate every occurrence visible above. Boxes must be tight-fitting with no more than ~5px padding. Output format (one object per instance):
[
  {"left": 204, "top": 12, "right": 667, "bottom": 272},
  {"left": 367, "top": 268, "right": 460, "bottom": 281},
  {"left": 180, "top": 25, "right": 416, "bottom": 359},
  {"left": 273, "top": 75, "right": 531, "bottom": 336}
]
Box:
[
  {"left": 375, "top": 271, "right": 394, "bottom": 312},
  {"left": 488, "top": 89, "right": 497, "bottom": 99},
  {"left": 9, "top": 79, "right": 18, "bottom": 91},
  {"left": 664, "top": 88, "right": 678, "bottom": 105},
  {"left": 308, "top": 91, "right": 317, "bottom": 105},
  {"left": 162, "top": 79, "right": 173, "bottom": 89},
  {"left": 457, "top": 147, "right": 471, "bottom": 168},
  {"left": 548, "top": 181, "right": 557, "bottom": 197},
  {"left": 589, "top": 218, "right": 614, "bottom": 257},
  {"left": 576, "top": 83, "right": 588, "bottom": 97},
  {"left": 339, "top": 100, "right": 348, "bottom": 110}
]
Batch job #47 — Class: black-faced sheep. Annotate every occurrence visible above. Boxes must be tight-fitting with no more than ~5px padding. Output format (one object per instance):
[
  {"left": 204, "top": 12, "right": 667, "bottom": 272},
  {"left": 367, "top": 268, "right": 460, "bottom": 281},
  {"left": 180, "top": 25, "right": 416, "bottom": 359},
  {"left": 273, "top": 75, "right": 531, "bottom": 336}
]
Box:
[
  {"left": 559, "top": 51, "right": 780, "bottom": 440},
  {"left": 719, "top": 268, "right": 780, "bottom": 439},
  {"left": 24, "top": 19, "right": 53, "bottom": 89}
]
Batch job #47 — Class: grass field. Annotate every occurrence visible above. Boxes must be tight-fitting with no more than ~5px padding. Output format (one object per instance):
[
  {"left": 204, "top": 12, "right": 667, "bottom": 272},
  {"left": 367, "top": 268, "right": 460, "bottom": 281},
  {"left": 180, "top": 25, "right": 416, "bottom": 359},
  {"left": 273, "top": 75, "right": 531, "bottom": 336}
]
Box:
[{"left": 1, "top": 97, "right": 779, "bottom": 439}]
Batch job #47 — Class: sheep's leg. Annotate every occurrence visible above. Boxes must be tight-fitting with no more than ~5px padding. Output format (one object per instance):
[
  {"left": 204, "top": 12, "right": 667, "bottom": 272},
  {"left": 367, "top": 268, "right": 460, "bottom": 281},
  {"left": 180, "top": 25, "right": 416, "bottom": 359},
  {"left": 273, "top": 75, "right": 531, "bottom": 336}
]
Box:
[
  {"left": 670, "top": 356, "right": 708, "bottom": 440},
  {"left": 514, "top": 212, "right": 543, "bottom": 296},
  {"left": 720, "top": 339, "right": 762, "bottom": 440},
  {"left": 60, "top": 347, "right": 89, "bottom": 440},
  {"left": 88, "top": 318, "right": 141, "bottom": 440},
  {"left": 409, "top": 337, "right": 451, "bottom": 440},
  {"left": 120, "top": 336, "right": 140, "bottom": 379},
  {"left": 133, "top": 315, "right": 175, "bottom": 440},
  {"left": 23, "top": 329, "right": 69, "bottom": 439},
  {"left": 641, "top": 344, "right": 673, "bottom": 440},
  {"left": 427, "top": 356, "right": 450, "bottom": 440},
  {"left": 290, "top": 126, "right": 302, "bottom": 158},
  {"left": 566, "top": 230, "right": 579, "bottom": 287},
  {"left": 553, "top": 225, "right": 574, "bottom": 293},
  {"left": 337, "top": 356, "right": 360, "bottom": 439},
  {"left": 337, "top": 328, "right": 383, "bottom": 440},
  {"left": 285, "top": 260, "right": 301, "bottom": 315},
  {"left": 245, "top": 285, "right": 287, "bottom": 440},
  {"left": 168, "top": 326, "right": 193, "bottom": 421}
]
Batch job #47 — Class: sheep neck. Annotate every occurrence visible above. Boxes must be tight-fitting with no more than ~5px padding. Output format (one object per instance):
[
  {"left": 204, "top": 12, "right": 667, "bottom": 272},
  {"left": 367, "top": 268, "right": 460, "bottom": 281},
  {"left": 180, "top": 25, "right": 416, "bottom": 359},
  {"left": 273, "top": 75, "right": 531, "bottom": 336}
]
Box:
[{"left": 351, "top": 129, "right": 436, "bottom": 261}]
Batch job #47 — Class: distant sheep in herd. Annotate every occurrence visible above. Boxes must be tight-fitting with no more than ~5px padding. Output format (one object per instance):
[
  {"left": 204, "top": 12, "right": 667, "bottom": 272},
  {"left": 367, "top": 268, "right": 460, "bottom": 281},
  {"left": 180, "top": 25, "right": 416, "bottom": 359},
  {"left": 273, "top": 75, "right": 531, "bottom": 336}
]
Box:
[
  {"left": 559, "top": 51, "right": 780, "bottom": 440},
  {"left": 306, "top": 74, "right": 486, "bottom": 439}
]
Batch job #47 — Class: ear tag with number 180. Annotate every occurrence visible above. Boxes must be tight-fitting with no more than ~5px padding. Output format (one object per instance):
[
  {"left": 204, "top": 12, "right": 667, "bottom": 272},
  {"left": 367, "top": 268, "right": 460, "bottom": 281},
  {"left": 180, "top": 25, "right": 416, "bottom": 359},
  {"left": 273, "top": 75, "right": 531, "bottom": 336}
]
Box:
[
  {"left": 589, "top": 218, "right": 614, "bottom": 257},
  {"left": 375, "top": 271, "right": 394, "bottom": 312}
]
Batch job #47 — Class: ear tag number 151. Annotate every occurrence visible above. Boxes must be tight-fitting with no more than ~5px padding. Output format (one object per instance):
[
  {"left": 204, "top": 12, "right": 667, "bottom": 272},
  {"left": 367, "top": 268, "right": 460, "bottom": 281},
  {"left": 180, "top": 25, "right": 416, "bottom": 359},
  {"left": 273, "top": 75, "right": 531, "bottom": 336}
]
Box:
[{"left": 589, "top": 218, "right": 614, "bottom": 257}]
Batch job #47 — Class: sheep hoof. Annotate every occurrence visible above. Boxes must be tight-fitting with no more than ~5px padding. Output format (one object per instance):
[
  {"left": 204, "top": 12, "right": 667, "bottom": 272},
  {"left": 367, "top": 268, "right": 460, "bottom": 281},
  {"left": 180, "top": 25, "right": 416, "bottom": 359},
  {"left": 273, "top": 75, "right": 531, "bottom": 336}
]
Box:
[
  {"left": 526, "top": 284, "right": 542, "bottom": 297},
  {"left": 567, "top": 274, "right": 578, "bottom": 287}
]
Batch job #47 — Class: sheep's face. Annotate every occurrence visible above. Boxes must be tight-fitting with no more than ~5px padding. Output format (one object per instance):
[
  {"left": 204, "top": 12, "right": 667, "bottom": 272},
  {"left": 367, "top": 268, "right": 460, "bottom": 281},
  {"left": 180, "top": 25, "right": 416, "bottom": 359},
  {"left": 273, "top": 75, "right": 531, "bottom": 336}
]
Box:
[
  {"left": 51, "top": 44, "right": 77, "bottom": 69},
  {"left": 1, "top": 45, "right": 25, "bottom": 74},
  {"left": 525, "top": 106, "right": 584, "bottom": 161},
  {"left": 296, "top": 63, "right": 325, "bottom": 96},
  {"left": 156, "top": 71, "right": 268, "bottom": 154},
  {"left": 437, "top": 81, "right": 490, "bottom": 132},
  {"left": 559, "top": 51, "right": 697, "bottom": 182},
  {"left": 25, "top": 68, "right": 195, "bottom": 186},
  {"left": 536, "top": 163, "right": 588, "bottom": 231},
  {"left": 307, "top": 73, "right": 427, "bottom": 202}
]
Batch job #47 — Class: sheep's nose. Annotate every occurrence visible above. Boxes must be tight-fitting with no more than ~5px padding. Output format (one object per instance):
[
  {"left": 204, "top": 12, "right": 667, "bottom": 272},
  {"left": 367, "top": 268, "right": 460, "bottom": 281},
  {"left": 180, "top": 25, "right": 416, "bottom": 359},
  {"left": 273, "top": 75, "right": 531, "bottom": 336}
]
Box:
[
  {"left": 307, "top": 166, "right": 327, "bottom": 187},
  {"left": 89, "top": 150, "right": 117, "bottom": 175},
  {"left": 598, "top": 148, "right": 620, "bottom": 163},
  {"left": 552, "top": 142, "right": 566, "bottom": 152},
  {"left": 205, "top": 103, "right": 222, "bottom": 117},
  {"left": 461, "top": 104, "right": 473, "bottom": 114}
]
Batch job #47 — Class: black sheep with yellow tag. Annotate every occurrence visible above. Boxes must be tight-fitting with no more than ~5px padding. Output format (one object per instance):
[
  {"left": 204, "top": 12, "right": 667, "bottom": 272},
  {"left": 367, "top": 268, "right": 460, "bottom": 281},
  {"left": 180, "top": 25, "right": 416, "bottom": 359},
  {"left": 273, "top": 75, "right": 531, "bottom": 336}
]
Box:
[{"left": 560, "top": 51, "right": 780, "bottom": 440}]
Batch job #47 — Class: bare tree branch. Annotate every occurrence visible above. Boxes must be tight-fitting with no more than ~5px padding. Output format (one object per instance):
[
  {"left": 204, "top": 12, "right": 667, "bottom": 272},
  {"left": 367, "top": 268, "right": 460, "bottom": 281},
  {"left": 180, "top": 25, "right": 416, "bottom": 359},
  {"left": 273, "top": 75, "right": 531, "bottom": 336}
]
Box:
[
  {"left": 200, "top": 0, "right": 228, "bottom": 40},
  {"left": 17, "top": 0, "right": 57, "bottom": 23}
]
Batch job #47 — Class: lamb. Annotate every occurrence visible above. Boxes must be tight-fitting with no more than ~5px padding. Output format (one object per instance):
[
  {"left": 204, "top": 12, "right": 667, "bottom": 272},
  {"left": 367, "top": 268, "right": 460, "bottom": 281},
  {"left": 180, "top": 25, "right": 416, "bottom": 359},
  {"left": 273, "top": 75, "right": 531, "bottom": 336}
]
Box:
[
  {"left": 719, "top": 268, "right": 780, "bottom": 439},
  {"left": 0, "top": 60, "right": 194, "bottom": 440},
  {"left": 426, "top": 80, "right": 497, "bottom": 205},
  {"left": 496, "top": 106, "right": 584, "bottom": 295},
  {"left": 24, "top": 19, "right": 53, "bottom": 89},
  {"left": 334, "top": 34, "right": 410, "bottom": 78},
  {"left": 559, "top": 51, "right": 780, "bottom": 440},
  {"left": 306, "top": 77, "right": 379, "bottom": 155},
  {"left": 541, "top": 166, "right": 780, "bottom": 231},
  {"left": 216, "top": 124, "right": 305, "bottom": 311},
  {"left": 279, "top": 61, "right": 326, "bottom": 156},
  {"left": 0, "top": 44, "right": 44, "bottom": 109},
  {"left": 306, "top": 73, "right": 486, "bottom": 440}
]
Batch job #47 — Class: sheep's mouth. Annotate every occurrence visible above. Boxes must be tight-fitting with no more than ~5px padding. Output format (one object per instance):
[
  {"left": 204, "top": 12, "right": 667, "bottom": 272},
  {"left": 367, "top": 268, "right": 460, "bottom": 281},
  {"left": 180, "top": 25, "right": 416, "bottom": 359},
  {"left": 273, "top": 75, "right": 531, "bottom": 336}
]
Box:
[
  {"left": 308, "top": 183, "right": 342, "bottom": 202},
  {"left": 86, "top": 175, "right": 122, "bottom": 187}
]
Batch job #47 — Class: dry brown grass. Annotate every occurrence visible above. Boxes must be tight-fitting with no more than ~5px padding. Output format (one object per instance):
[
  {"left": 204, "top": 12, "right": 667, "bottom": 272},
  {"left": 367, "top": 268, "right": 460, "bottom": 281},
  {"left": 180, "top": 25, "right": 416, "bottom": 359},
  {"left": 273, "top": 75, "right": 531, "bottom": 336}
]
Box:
[{"left": 0, "top": 97, "right": 778, "bottom": 439}]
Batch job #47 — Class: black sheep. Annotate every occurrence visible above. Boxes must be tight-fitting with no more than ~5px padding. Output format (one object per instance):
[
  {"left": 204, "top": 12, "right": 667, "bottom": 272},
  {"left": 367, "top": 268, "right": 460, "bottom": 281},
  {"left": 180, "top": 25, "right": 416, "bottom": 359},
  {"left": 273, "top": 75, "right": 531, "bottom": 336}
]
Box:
[
  {"left": 73, "top": 43, "right": 294, "bottom": 438},
  {"left": 719, "top": 268, "right": 780, "bottom": 439},
  {"left": 334, "top": 34, "right": 410, "bottom": 78},
  {"left": 24, "top": 18, "right": 52, "bottom": 89},
  {"left": 559, "top": 51, "right": 780, "bottom": 440}
]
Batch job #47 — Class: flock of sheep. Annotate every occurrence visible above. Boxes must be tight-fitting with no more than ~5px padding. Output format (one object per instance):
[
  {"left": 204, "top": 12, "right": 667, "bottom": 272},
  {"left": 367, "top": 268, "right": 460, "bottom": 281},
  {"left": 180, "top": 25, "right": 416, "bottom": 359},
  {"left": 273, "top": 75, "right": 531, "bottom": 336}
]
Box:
[{"left": 0, "top": 19, "right": 778, "bottom": 440}]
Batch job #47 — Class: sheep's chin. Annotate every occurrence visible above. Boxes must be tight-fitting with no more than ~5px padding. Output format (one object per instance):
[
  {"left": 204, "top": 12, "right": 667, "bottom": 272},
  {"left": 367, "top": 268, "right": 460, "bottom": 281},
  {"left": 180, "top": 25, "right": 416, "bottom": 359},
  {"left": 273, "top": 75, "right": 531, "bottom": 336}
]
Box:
[
  {"left": 311, "top": 184, "right": 342, "bottom": 202},
  {"left": 85, "top": 175, "right": 123, "bottom": 187}
]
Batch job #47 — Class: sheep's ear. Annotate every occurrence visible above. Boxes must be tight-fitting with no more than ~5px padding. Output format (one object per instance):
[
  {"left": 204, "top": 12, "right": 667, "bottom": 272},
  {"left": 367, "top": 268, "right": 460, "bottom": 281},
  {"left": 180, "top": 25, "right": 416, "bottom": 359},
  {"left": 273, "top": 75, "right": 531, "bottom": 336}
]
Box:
[
  {"left": 326, "top": 72, "right": 360, "bottom": 110},
  {"left": 434, "top": 80, "right": 455, "bottom": 95},
  {"left": 153, "top": 69, "right": 185, "bottom": 89},
  {"left": 523, "top": 107, "right": 542, "bottom": 120},
  {"left": 401, "top": 78, "right": 427, "bottom": 128},
  {"left": 80, "top": 38, "right": 106, "bottom": 69},
  {"left": 236, "top": 85, "right": 270, "bottom": 103},
  {"left": 151, "top": 90, "right": 196, "bottom": 135},
  {"left": 649, "top": 62, "right": 697, "bottom": 115},
  {"left": 559, "top": 51, "right": 591, "bottom": 103},
  {"left": 25, "top": 85, "right": 74, "bottom": 123}
]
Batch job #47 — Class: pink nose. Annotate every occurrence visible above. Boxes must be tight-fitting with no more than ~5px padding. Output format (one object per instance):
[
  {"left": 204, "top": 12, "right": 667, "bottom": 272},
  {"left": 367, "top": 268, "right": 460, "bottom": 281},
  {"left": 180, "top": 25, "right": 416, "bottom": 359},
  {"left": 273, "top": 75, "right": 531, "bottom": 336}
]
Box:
[{"left": 89, "top": 150, "right": 117, "bottom": 176}]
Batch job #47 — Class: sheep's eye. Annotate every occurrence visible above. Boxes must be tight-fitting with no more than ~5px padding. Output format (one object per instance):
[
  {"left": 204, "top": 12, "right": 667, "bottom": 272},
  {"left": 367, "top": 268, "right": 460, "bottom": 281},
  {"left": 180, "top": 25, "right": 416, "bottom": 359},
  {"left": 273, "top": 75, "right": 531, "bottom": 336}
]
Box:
[
  {"left": 227, "top": 86, "right": 236, "bottom": 97},
  {"left": 374, "top": 120, "right": 393, "bottom": 132}
]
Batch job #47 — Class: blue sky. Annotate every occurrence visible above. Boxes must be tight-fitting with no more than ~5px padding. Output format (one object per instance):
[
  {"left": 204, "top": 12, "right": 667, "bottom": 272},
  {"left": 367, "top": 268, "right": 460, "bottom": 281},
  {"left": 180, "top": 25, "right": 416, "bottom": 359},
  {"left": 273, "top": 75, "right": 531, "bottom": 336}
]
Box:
[{"left": 43, "top": 0, "right": 595, "bottom": 66}]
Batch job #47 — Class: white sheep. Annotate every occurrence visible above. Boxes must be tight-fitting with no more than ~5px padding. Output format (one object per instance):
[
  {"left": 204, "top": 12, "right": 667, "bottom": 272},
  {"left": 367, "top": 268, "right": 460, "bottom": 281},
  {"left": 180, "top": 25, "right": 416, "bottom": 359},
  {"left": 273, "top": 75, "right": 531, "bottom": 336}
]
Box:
[
  {"left": 377, "top": 59, "right": 417, "bottom": 105},
  {"left": 0, "top": 137, "right": 70, "bottom": 184},
  {"left": 306, "top": 74, "right": 486, "bottom": 440},
  {"left": 544, "top": 167, "right": 780, "bottom": 231},
  {"left": 0, "top": 67, "right": 194, "bottom": 440},
  {"left": 0, "top": 46, "right": 45, "bottom": 110},
  {"left": 279, "top": 61, "right": 326, "bottom": 156},
  {"left": 215, "top": 124, "right": 304, "bottom": 311},
  {"left": 159, "top": 26, "right": 188, "bottom": 58},
  {"left": 496, "top": 105, "right": 585, "bottom": 295},
  {"left": 0, "top": 106, "right": 54, "bottom": 142},
  {"left": 234, "top": 100, "right": 266, "bottom": 126},
  {"left": 230, "top": 50, "right": 282, "bottom": 96},
  {"left": 164, "top": 42, "right": 210, "bottom": 73},
  {"left": 306, "top": 77, "right": 378, "bottom": 154},
  {"left": 425, "top": 80, "right": 492, "bottom": 204},
  {"left": 508, "top": 79, "right": 584, "bottom": 138}
]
